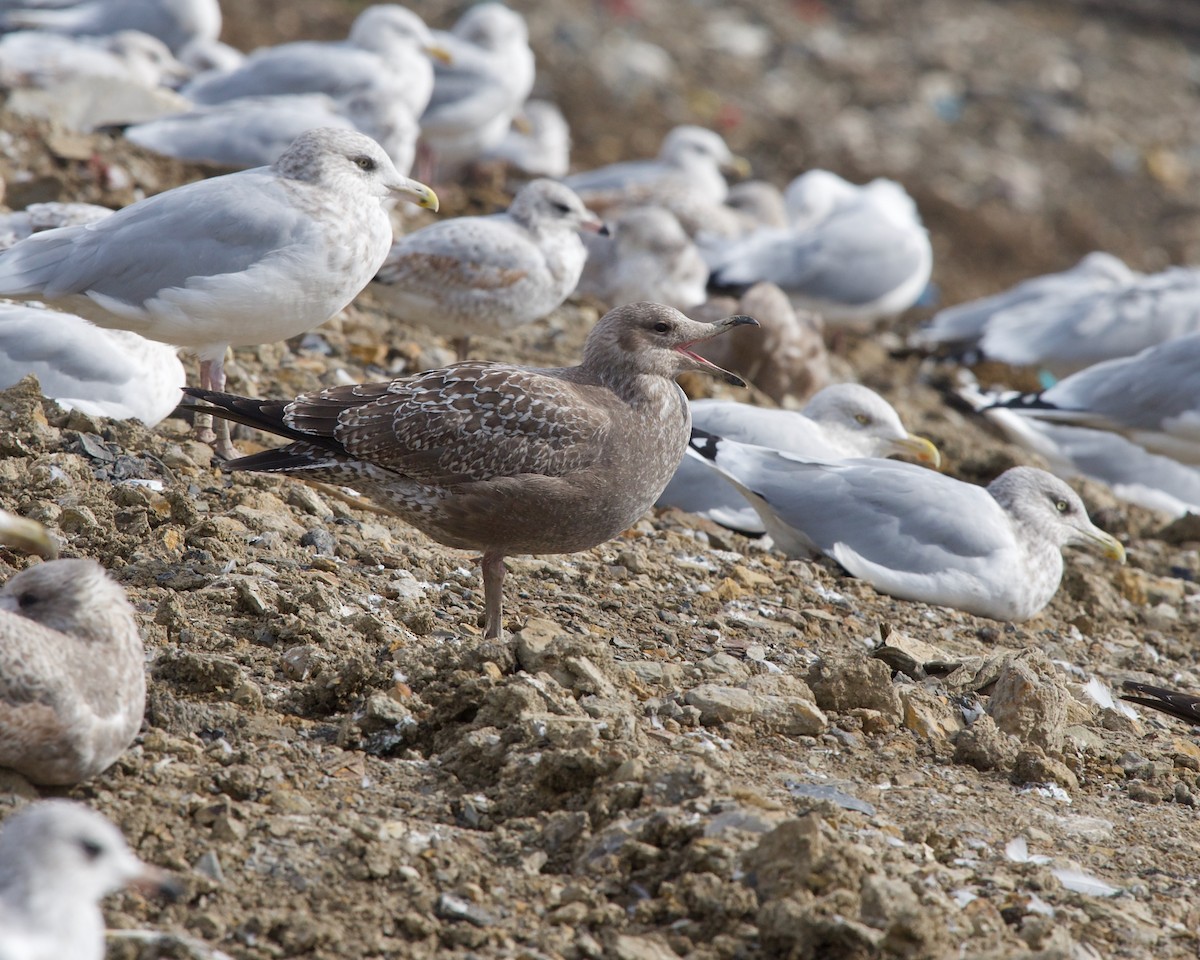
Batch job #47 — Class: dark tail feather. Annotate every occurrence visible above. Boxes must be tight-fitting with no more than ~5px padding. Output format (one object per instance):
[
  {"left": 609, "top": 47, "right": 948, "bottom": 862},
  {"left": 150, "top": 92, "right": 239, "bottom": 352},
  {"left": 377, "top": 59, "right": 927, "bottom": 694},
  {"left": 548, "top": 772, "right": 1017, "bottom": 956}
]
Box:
[
  {"left": 179, "top": 387, "right": 307, "bottom": 441},
  {"left": 1121, "top": 680, "right": 1200, "bottom": 726}
]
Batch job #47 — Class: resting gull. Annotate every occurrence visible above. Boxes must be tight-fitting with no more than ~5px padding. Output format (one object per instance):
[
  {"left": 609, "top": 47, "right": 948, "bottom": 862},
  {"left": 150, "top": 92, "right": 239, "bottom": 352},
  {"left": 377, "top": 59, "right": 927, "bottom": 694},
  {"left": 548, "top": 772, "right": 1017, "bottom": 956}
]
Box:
[
  {"left": 418, "top": 3, "right": 536, "bottom": 179},
  {"left": 0, "top": 28, "right": 185, "bottom": 88},
  {"left": 0, "top": 556, "right": 145, "bottom": 785},
  {"left": 708, "top": 171, "right": 932, "bottom": 325},
  {"left": 564, "top": 125, "right": 748, "bottom": 213},
  {"left": 689, "top": 282, "right": 831, "bottom": 407},
  {"left": 374, "top": 178, "right": 598, "bottom": 357},
  {"left": 182, "top": 302, "right": 758, "bottom": 640},
  {"left": 0, "top": 302, "right": 185, "bottom": 425},
  {"left": 0, "top": 800, "right": 179, "bottom": 960},
  {"left": 0, "top": 0, "right": 221, "bottom": 54},
  {"left": 688, "top": 437, "right": 1124, "bottom": 621},
  {"left": 658, "top": 383, "right": 941, "bottom": 534},
  {"left": 578, "top": 205, "right": 708, "bottom": 310},
  {"left": 183, "top": 4, "right": 446, "bottom": 118},
  {"left": 910, "top": 251, "right": 1138, "bottom": 353},
  {"left": 0, "top": 127, "right": 439, "bottom": 457},
  {"left": 986, "top": 330, "right": 1200, "bottom": 465},
  {"left": 480, "top": 98, "right": 571, "bottom": 179}
]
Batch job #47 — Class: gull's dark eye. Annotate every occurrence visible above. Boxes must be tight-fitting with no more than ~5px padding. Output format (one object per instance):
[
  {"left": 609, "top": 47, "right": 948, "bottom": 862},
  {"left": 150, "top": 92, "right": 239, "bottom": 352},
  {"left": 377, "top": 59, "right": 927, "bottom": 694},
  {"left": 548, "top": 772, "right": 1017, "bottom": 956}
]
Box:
[
  {"left": 653, "top": 321, "right": 671, "bottom": 333},
  {"left": 78, "top": 837, "right": 104, "bottom": 861},
  {"left": 16, "top": 592, "right": 37, "bottom": 609},
  {"left": 353, "top": 155, "right": 376, "bottom": 171},
  {"left": 551, "top": 201, "right": 572, "bottom": 214}
]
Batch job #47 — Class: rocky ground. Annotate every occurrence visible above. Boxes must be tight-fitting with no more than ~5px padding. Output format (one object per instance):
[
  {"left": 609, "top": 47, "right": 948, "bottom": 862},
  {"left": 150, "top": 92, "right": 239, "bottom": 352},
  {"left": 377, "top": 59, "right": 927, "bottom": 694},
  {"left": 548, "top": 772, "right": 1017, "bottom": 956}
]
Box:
[{"left": 3, "top": 1, "right": 1200, "bottom": 958}]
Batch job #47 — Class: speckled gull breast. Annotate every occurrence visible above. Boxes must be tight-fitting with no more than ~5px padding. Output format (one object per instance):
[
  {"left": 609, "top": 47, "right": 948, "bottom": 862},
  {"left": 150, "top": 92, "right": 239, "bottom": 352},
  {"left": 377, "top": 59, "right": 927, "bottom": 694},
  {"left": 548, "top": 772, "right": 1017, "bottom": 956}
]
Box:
[
  {"left": 373, "top": 178, "right": 600, "bottom": 358},
  {"left": 658, "top": 383, "right": 941, "bottom": 535},
  {"left": 0, "top": 800, "right": 179, "bottom": 960},
  {"left": 182, "top": 303, "right": 759, "bottom": 640},
  {"left": 687, "top": 438, "right": 1124, "bottom": 622},
  {"left": 0, "top": 555, "right": 145, "bottom": 786},
  {"left": 0, "top": 127, "right": 439, "bottom": 457}
]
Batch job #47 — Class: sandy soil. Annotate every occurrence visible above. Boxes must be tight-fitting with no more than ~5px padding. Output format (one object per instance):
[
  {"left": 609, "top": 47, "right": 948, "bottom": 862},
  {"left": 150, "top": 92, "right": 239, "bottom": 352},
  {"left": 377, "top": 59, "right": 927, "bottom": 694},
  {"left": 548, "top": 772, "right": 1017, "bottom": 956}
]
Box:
[{"left": 2, "top": 1, "right": 1200, "bottom": 958}]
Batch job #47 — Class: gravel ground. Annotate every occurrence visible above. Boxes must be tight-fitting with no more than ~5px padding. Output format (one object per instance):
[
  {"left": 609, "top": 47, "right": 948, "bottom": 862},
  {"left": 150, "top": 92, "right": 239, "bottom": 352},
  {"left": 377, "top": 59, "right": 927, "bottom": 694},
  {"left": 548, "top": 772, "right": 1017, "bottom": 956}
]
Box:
[{"left": 2, "top": 1, "right": 1200, "bottom": 958}]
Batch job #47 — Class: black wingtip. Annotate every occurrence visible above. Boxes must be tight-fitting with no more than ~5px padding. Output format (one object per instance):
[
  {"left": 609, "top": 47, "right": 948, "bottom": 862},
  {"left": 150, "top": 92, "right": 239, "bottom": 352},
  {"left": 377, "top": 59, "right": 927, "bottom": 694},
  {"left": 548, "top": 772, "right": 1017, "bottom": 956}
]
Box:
[
  {"left": 1120, "top": 680, "right": 1200, "bottom": 726},
  {"left": 688, "top": 427, "right": 722, "bottom": 462}
]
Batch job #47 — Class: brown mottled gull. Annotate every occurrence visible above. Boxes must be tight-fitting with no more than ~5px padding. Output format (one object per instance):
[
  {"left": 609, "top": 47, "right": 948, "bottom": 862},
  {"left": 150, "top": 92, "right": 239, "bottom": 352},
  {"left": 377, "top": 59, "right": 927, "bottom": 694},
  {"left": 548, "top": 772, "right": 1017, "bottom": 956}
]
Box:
[
  {"left": 183, "top": 302, "right": 758, "bottom": 639},
  {"left": 0, "top": 800, "right": 179, "bottom": 960},
  {"left": 0, "top": 558, "right": 145, "bottom": 785},
  {"left": 0, "top": 128, "right": 438, "bottom": 458},
  {"left": 374, "top": 178, "right": 600, "bottom": 358}
]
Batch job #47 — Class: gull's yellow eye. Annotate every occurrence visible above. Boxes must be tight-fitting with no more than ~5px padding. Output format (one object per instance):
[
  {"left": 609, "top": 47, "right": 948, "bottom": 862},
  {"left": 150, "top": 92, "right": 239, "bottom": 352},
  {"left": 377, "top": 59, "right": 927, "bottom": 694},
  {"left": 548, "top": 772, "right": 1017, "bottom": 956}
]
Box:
[
  {"left": 354, "top": 155, "right": 376, "bottom": 171},
  {"left": 854, "top": 413, "right": 870, "bottom": 425},
  {"left": 1055, "top": 499, "right": 1069, "bottom": 512}
]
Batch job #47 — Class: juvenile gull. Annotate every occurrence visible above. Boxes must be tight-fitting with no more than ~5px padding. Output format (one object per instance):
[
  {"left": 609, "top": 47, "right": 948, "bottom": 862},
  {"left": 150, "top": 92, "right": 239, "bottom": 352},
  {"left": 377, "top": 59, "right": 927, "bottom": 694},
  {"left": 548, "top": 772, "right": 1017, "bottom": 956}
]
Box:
[
  {"left": 0, "top": 800, "right": 178, "bottom": 960},
  {"left": 0, "top": 303, "right": 185, "bottom": 424},
  {"left": 564, "top": 125, "right": 748, "bottom": 215},
  {"left": 183, "top": 303, "right": 758, "bottom": 640},
  {"left": 659, "top": 383, "right": 940, "bottom": 534},
  {"left": 688, "top": 438, "right": 1124, "bottom": 622},
  {"left": 0, "top": 557, "right": 144, "bottom": 785},
  {"left": 1, "top": 0, "right": 221, "bottom": 53},
  {"left": 708, "top": 171, "right": 932, "bottom": 325},
  {"left": 374, "top": 178, "right": 599, "bottom": 357},
  {"left": 183, "top": 4, "right": 445, "bottom": 118},
  {"left": 987, "top": 330, "right": 1200, "bottom": 465},
  {"left": 578, "top": 206, "right": 708, "bottom": 310},
  {"left": 0, "top": 127, "right": 439, "bottom": 456},
  {"left": 909, "top": 251, "right": 1137, "bottom": 353},
  {"left": 689, "top": 282, "right": 830, "bottom": 407}
]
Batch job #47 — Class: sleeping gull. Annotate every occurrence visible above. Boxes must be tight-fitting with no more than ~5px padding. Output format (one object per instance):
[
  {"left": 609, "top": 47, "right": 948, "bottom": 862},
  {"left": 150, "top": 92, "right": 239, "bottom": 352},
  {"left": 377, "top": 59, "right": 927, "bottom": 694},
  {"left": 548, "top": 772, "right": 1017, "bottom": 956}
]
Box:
[
  {"left": 0, "top": 0, "right": 221, "bottom": 53},
  {"left": 689, "top": 282, "right": 831, "bottom": 407},
  {"left": 183, "top": 5, "right": 445, "bottom": 118},
  {"left": 0, "top": 127, "right": 439, "bottom": 457},
  {"left": 985, "top": 330, "right": 1200, "bottom": 465},
  {"left": 0, "top": 557, "right": 145, "bottom": 785},
  {"left": 182, "top": 303, "right": 758, "bottom": 640},
  {"left": 0, "top": 303, "right": 185, "bottom": 425},
  {"left": 658, "top": 382, "right": 940, "bottom": 534},
  {"left": 910, "top": 251, "right": 1138, "bottom": 353},
  {"left": 373, "top": 178, "right": 598, "bottom": 357},
  {"left": 707, "top": 170, "right": 932, "bottom": 325},
  {"left": 578, "top": 205, "right": 708, "bottom": 310},
  {"left": 0, "top": 800, "right": 179, "bottom": 960},
  {"left": 418, "top": 3, "right": 536, "bottom": 179},
  {"left": 687, "top": 438, "right": 1124, "bottom": 621},
  {"left": 0, "top": 28, "right": 186, "bottom": 88},
  {"left": 564, "top": 125, "right": 749, "bottom": 213},
  {"left": 125, "top": 89, "right": 421, "bottom": 173},
  {"left": 956, "top": 371, "right": 1200, "bottom": 517},
  {"left": 480, "top": 98, "right": 571, "bottom": 179}
]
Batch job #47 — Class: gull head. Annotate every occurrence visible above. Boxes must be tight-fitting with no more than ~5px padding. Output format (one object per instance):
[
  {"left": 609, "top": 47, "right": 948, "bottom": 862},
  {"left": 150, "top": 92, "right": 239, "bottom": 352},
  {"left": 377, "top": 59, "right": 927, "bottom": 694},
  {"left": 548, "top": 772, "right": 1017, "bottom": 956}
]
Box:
[
  {"left": 511, "top": 179, "right": 601, "bottom": 234},
  {"left": 989, "top": 466, "right": 1126, "bottom": 562},
  {"left": 661, "top": 126, "right": 749, "bottom": 178},
  {"left": 803, "top": 383, "right": 941, "bottom": 468},
  {"left": 584, "top": 302, "right": 758, "bottom": 386},
  {"left": 275, "top": 128, "right": 438, "bottom": 211},
  {"left": 0, "top": 559, "right": 133, "bottom": 639}
]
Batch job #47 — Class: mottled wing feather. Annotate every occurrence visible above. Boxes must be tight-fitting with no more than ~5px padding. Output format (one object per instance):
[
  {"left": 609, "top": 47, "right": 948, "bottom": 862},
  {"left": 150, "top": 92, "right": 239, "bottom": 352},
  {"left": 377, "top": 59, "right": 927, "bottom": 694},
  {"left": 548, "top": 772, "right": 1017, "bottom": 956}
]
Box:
[{"left": 286, "top": 364, "right": 610, "bottom": 486}]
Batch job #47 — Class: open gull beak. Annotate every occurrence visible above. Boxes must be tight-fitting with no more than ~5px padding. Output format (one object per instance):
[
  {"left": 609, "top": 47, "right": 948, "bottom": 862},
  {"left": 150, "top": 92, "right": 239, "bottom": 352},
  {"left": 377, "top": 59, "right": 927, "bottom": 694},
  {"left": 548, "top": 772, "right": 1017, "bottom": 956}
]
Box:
[
  {"left": 887, "top": 434, "right": 942, "bottom": 470},
  {"left": 390, "top": 175, "right": 439, "bottom": 213},
  {"left": 675, "top": 314, "right": 759, "bottom": 386},
  {"left": 0, "top": 508, "right": 57, "bottom": 558}
]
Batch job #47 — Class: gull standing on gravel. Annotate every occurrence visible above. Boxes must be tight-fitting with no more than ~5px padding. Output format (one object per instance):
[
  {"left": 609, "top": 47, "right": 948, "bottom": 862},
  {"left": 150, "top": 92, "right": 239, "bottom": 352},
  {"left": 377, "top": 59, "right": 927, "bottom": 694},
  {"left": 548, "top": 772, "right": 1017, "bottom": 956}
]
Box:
[
  {"left": 183, "top": 303, "right": 758, "bottom": 641},
  {"left": 0, "top": 127, "right": 439, "bottom": 457},
  {"left": 0, "top": 303, "right": 185, "bottom": 424},
  {"left": 578, "top": 206, "right": 708, "bottom": 310},
  {"left": 658, "top": 382, "right": 940, "bottom": 534},
  {"left": 126, "top": 88, "right": 421, "bottom": 172},
  {"left": 0, "top": 0, "right": 221, "bottom": 53},
  {"left": 0, "top": 800, "right": 179, "bottom": 960},
  {"left": 418, "top": 3, "right": 536, "bottom": 179},
  {"left": 564, "top": 124, "right": 749, "bottom": 214},
  {"left": 689, "top": 282, "right": 831, "bottom": 407},
  {"left": 374, "top": 178, "right": 598, "bottom": 358},
  {"left": 0, "top": 552, "right": 146, "bottom": 785},
  {"left": 984, "top": 330, "right": 1200, "bottom": 465},
  {"left": 909, "top": 251, "right": 1138, "bottom": 354},
  {"left": 689, "top": 438, "right": 1124, "bottom": 621},
  {"left": 183, "top": 4, "right": 447, "bottom": 120},
  {"left": 708, "top": 171, "right": 932, "bottom": 325}
]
